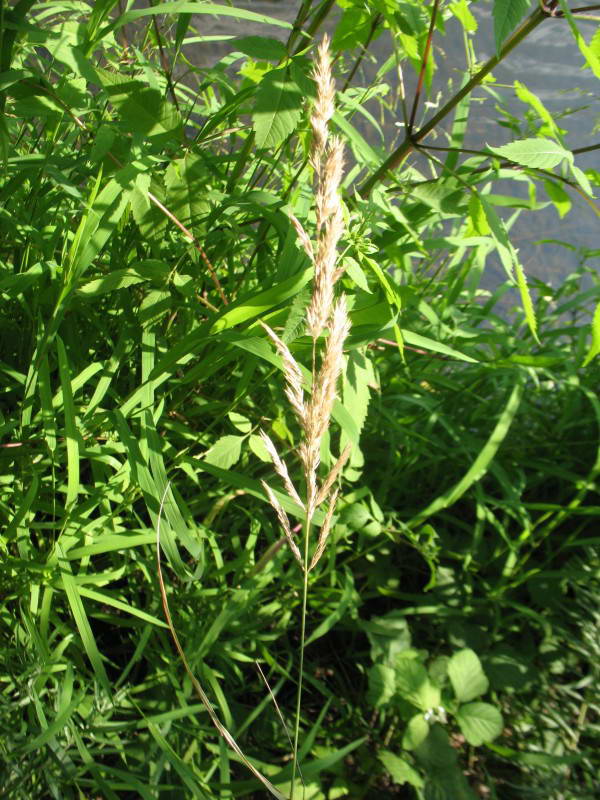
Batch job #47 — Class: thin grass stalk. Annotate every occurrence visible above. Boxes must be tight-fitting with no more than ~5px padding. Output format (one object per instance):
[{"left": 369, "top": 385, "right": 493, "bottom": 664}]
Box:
[{"left": 290, "top": 513, "right": 311, "bottom": 799}]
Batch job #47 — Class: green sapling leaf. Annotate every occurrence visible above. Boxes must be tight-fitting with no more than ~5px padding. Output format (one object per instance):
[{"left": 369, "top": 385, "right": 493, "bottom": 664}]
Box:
[
  {"left": 378, "top": 750, "right": 424, "bottom": 788},
  {"left": 402, "top": 713, "right": 430, "bottom": 751},
  {"left": 448, "top": 648, "right": 489, "bottom": 702},
  {"left": 455, "top": 702, "right": 504, "bottom": 746},
  {"left": 488, "top": 137, "right": 571, "bottom": 170}
]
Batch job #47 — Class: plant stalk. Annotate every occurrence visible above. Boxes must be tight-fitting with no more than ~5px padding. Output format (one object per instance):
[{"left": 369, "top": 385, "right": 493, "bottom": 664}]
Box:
[{"left": 290, "top": 514, "right": 311, "bottom": 800}]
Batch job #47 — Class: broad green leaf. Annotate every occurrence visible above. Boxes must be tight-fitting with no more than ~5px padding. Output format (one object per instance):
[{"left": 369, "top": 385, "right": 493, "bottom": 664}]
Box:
[
  {"left": 228, "top": 411, "right": 252, "bottom": 434},
  {"left": 332, "top": 5, "right": 372, "bottom": 50},
  {"left": 378, "top": 750, "right": 424, "bottom": 788},
  {"left": 493, "top": 0, "right": 531, "bottom": 53},
  {"left": 252, "top": 66, "right": 303, "bottom": 149},
  {"left": 204, "top": 434, "right": 245, "bottom": 470},
  {"left": 414, "top": 724, "right": 458, "bottom": 769},
  {"left": 582, "top": 301, "right": 600, "bottom": 366},
  {"left": 249, "top": 433, "right": 270, "bottom": 462},
  {"left": 488, "top": 137, "right": 571, "bottom": 169},
  {"left": 455, "top": 702, "right": 503, "bottom": 745},
  {"left": 129, "top": 172, "right": 168, "bottom": 242},
  {"left": 448, "top": 649, "right": 489, "bottom": 702},
  {"left": 361, "top": 611, "right": 412, "bottom": 664},
  {"left": 402, "top": 713, "right": 430, "bottom": 751},
  {"left": 106, "top": 84, "right": 182, "bottom": 143},
  {"left": 367, "top": 663, "right": 396, "bottom": 708},
  {"left": 395, "top": 658, "right": 441, "bottom": 711}
]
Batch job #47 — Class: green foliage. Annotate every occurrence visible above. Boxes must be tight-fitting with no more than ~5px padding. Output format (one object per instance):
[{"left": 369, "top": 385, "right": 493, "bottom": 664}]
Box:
[{"left": 1, "top": 0, "right": 600, "bottom": 798}]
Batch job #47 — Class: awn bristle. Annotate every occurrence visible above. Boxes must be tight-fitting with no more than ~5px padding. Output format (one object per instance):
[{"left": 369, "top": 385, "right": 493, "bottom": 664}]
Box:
[
  {"left": 301, "top": 296, "right": 350, "bottom": 514},
  {"left": 261, "top": 322, "right": 305, "bottom": 426},
  {"left": 259, "top": 430, "right": 304, "bottom": 510},
  {"left": 309, "top": 489, "right": 338, "bottom": 572},
  {"left": 261, "top": 480, "right": 303, "bottom": 566}
]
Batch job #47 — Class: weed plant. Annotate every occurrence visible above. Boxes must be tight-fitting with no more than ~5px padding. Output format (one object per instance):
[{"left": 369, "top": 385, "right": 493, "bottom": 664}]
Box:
[{"left": 1, "top": 1, "right": 600, "bottom": 798}]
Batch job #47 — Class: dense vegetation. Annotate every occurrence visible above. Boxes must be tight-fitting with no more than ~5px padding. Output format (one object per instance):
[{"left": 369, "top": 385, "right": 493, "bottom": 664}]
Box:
[{"left": 1, "top": 0, "right": 599, "bottom": 797}]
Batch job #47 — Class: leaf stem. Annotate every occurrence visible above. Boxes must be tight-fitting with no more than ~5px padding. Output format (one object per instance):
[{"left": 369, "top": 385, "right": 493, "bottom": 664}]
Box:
[
  {"left": 359, "top": 6, "right": 548, "bottom": 197},
  {"left": 407, "top": 0, "right": 441, "bottom": 136}
]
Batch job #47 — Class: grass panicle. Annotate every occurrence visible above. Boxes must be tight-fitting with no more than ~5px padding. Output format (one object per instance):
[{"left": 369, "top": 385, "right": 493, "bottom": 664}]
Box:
[{"left": 259, "top": 36, "right": 352, "bottom": 797}]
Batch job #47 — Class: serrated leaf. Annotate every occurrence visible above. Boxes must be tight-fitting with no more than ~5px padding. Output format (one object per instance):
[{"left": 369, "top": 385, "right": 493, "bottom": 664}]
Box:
[
  {"left": 493, "top": 0, "right": 531, "bottom": 53},
  {"left": 342, "top": 349, "right": 374, "bottom": 456},
  {"left": 544, "top": 179, "right": 571, "bottom": 218},
  {"left": 582, "top": 301, "right": 600, "bottom": 366},
  {"left": 448, "top": 649, "right": 489, "bottom": 702},
  {"left": 557, "top": 0, "right": 600, "bottom": 78},
  {"left": 402, "top": 713, "right": 430, "bottom": 751},
  {"left": 282, "top": 284, "right": 310, "bottom": 344},
  {"left": 569, "top": 164, "right": 594, "bottom": 197},
  {"left": 450, "top": 0, "right": 477, "bottom": 32},
  {"left": 515, "top": 261, "right": 539, "bottom": 342},
  {"left": 479, "top": 197, "right": 516, "bottom": 279},
  {"left": 204, "top": 435, "right": 245, "bottom": 469},
  {"left": 514, "top": 80, "right": 559, "bottom": 136},
  {"left": 252, "top": 67, "right": 304, "bottom": 149},
  {"left": 456, "top": 702, "right": 503, "bottom": 745},
  {"left": 344, "top": 256, "right": 372, "bottom": 293},
  {"left": 466, "top": 195, "right": 490, "bottom": 237},
  {"left": 378, "top": 750, "right": 424, "bottom": 788},
  {"left": 488, "top": 137, "right": 571, "bottom": 170}
]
